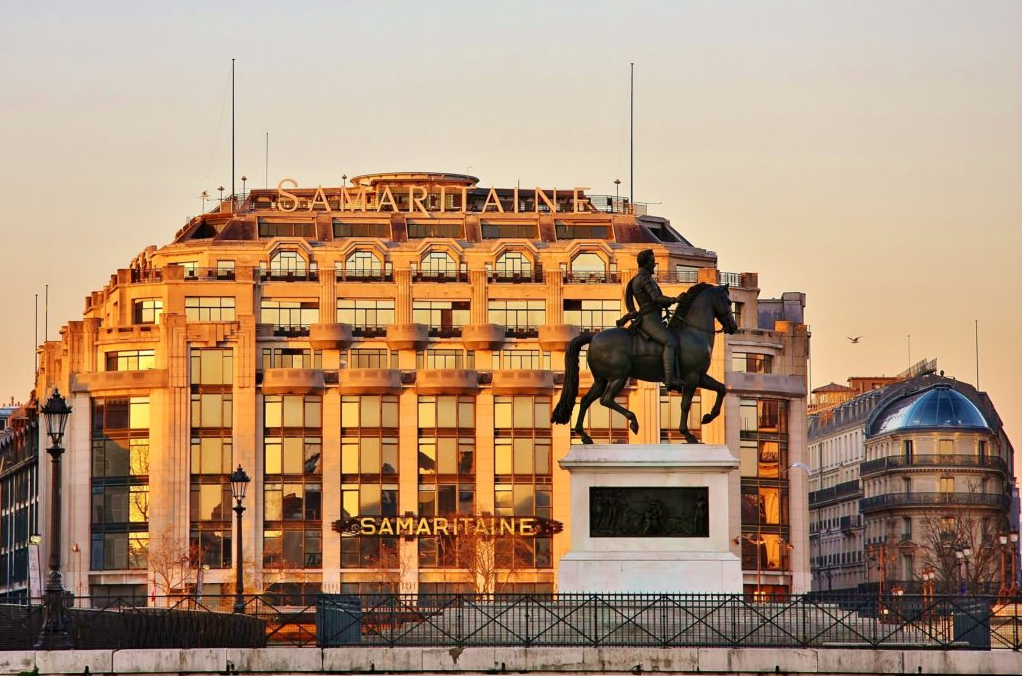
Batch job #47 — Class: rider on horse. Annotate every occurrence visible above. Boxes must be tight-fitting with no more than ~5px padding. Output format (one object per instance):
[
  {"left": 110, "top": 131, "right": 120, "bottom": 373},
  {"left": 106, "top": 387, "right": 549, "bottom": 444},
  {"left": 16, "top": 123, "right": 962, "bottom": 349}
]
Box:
[{"left": 622, "top": 249, "right": 682, "bottom": 390}]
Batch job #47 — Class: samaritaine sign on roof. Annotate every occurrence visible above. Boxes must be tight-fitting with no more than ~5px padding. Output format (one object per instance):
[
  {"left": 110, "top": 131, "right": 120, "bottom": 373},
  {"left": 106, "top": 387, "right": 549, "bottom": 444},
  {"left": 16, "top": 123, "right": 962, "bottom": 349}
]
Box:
[{"left": 275, "top": 178, "right": 599, "bottom": 215}]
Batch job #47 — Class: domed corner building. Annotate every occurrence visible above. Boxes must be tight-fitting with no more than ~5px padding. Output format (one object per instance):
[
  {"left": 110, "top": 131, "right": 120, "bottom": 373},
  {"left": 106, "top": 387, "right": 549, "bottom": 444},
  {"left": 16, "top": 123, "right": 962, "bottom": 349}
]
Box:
[
  {"left": 26, "top": 173, "right": 812, "bottom": 604},
  {"left": 859, "top": 374, "right": 1016, "bottom": 594}
]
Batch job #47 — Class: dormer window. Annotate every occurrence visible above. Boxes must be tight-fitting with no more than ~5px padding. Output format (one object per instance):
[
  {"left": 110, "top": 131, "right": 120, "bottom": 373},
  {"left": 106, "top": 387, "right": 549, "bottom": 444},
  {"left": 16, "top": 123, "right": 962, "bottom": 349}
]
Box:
[{"left": 264, "top": 250, "right": 317, "bottom": 281}]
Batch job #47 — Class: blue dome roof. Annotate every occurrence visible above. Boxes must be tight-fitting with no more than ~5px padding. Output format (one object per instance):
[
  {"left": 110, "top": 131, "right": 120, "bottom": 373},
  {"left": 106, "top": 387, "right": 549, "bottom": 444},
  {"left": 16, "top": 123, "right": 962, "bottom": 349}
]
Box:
[{"left": 873, "top": 386, "right": 989, "bottom": 436}]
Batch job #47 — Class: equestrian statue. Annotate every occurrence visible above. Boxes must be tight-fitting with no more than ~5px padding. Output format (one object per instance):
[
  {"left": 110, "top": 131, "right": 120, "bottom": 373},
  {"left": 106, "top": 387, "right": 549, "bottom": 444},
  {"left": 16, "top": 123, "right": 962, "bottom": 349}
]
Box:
[{"left": 551, "top": 249, "right": 738, "bottom": 444}]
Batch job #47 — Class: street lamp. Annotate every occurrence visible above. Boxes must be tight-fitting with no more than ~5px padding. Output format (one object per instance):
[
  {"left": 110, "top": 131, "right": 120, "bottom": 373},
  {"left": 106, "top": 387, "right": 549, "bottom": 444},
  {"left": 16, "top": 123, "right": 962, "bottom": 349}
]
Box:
[
  {"left": 36, "top": 389, "right": 73, "bottom": 649},
  {"left": 240, "top": 175, "right": 248, "bottom": 200},
  {"left": 733, "top": 533, "right": 766, "bottom": 601},
  {"left": 230, "top": 464, "right": 251, "bottom": 614},
  {"left": 999, "top": 534, "right": 1009, "bottom": 600}
]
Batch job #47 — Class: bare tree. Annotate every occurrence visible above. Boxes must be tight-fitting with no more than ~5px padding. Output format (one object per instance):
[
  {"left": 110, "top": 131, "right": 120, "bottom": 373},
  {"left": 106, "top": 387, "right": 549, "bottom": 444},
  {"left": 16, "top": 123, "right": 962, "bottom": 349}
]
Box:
[
  {"left": 453, "top": 513, "right": 536, "bottom": 596},
  {"left": 915, "top": 488, "right": 1006, "bottom": 595},
  {"left": 147, "top": 527, "right": 206, "bottom": 599}
]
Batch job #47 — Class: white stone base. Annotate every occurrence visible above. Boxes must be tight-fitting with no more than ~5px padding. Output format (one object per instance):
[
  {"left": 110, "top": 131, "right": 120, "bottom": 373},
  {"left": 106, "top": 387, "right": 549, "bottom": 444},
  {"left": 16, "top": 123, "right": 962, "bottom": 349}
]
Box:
[{"left": 557, "top": 444, "right": 742, "bottom": 594}]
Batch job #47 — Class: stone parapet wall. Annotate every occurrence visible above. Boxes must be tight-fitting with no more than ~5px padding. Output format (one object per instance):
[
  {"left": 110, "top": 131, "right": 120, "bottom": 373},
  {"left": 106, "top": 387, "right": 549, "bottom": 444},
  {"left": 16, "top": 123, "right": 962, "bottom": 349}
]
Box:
[{"left": 3, "top": 647, "right": 1021, "bottom": 676}]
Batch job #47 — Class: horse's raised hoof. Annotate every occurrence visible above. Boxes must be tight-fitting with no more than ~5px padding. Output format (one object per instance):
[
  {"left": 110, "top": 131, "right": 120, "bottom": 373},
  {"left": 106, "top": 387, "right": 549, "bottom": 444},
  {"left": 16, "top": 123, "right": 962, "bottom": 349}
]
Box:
[
  {"left": 700, "top": 413, "right": 715, "bottom": 425},
  {"left": 629, "top": 418, "right": 639, "bottom": 434},
  {"left": 576, "top": 430, "right": 594, "bottom": 445}
]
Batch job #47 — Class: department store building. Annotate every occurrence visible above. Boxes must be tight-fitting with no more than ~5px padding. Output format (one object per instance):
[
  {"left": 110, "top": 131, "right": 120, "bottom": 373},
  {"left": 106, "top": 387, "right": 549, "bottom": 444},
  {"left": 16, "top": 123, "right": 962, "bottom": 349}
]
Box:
[{"left": 30, "top": 172, "right": 810, "bottom": 601}]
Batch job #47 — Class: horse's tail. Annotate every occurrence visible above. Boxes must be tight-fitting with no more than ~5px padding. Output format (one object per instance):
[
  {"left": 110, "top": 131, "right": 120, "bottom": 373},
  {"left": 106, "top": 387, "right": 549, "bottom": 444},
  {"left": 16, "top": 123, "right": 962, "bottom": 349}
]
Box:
[{"left": 551, "top": 333, "right": 595, "bottom": 424}]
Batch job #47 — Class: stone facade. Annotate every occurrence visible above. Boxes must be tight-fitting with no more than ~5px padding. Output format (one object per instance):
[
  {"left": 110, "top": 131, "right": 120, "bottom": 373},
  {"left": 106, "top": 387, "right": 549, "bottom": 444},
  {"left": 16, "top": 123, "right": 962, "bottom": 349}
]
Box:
[{"left": 28, "top": 172, "right": 810, "bottom": 599}]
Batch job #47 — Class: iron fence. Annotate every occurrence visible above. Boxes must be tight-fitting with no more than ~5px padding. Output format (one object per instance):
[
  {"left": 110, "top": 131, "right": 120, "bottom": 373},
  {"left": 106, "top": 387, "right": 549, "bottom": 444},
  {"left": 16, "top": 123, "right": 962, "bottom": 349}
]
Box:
[{"left": 2, "top": 593, "right": 1020, "bottom": 650}]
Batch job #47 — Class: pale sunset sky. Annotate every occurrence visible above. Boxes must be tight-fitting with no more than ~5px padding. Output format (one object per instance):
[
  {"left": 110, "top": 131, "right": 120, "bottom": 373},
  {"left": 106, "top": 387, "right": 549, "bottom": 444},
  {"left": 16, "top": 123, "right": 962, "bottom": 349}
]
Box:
[{"left": 1, "top": 2, "right": 1020, "bottom": 456}]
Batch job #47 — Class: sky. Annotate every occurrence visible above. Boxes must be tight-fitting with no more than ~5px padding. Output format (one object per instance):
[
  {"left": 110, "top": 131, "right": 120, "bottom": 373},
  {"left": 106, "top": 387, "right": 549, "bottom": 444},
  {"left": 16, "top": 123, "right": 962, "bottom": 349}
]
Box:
[{"left": 1, "top": 1, "right": 1020, "bottom": 455}]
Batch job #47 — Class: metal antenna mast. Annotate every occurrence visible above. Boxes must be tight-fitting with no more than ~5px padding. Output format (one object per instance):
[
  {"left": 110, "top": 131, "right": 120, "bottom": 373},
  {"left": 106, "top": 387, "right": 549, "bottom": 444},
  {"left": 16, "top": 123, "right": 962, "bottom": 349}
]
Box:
[
  {"left": 630, "top": 62, "right": 634, "bottom": 206},
  {"left": 231, "top": 58, "right": 236, "bottom": 199}
]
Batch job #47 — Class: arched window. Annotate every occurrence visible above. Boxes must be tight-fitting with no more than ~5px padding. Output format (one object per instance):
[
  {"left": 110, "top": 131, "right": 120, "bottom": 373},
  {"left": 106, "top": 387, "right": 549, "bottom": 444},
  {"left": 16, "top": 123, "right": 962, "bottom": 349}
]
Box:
[
  {"left": 419, "top": 251, "right": 459, "bottom": 279},
  {"left": 493, "top": 251, "right": 532, "bottom": 280},
  {"left": 345, "top": 251, "right": 381, "bottom": 279},
  {"left": 268, "top": 250, "right": 309, "bottom": 279},
  {"left": 570, "top": 252, "right": 606, "bottom": 274}
]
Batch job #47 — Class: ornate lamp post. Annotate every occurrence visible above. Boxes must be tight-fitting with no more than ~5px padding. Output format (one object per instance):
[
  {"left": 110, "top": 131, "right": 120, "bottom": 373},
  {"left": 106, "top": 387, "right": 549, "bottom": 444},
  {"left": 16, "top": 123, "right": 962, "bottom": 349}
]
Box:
[
  {"left": 230, "top": 464, "right": 251, "bottom": 614},
  {"left": 998, "top": 534, "right": 1009, "bottom": 601},
  {"left": 35, "top": 389, "right": 73, "bottom": 649},
  {"left": 1010, "top": 531, "right": 1020, "bottom": 598}
]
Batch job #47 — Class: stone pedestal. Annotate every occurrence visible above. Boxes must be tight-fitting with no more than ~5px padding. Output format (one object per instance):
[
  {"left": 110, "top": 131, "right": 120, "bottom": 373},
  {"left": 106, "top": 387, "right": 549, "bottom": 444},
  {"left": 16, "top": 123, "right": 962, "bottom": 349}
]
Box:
[{"left": 557, "top": 444, "right": 742, "bottom": 594}]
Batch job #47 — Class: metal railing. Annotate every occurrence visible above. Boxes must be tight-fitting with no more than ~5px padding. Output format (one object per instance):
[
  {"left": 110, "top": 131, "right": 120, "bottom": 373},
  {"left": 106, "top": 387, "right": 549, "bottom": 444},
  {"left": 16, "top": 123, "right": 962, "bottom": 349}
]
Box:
[
  {"left": 860, "top": 492, "right": 1011, "bottom": 512},
  {"left": 562, "top": 271, "right": 621, "bottom": 284},
  {"left": 809, "top": 480, "right": 861, "bottom": 506},
  {"left": 5, "top": 592, "right": 1019, "bottom": 650},
  {"left": 717, "top": 271, "right": 742, "bottom": 286},
  {"left": 861, "top": 454, "right": 1008, "bottom": 476}
]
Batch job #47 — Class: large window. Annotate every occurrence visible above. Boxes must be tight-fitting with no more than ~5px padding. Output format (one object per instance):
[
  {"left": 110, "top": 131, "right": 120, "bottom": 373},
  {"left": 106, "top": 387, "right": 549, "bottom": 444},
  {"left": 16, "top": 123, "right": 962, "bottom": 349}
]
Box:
[
  {"left": 416, "top": 349, "right": 474, "bottom": 370},
  {"left": 264, "top": 250, "right": 315, "bottom": 280},
  {"left": 563, "top": 299, "right": 620, "bottom": 332},
  {"left": 343, "top": 348, "right": 396, "bottom": 369},
  {"left": 190, "top": 349, "right": 234, "bottom": 569},
  {"left": 340, "top": 251, "right": 387, "bottom": 281},
  {"left": 332, "top": 219, "right": 390, "bottom": 239},
  {"left": 261, "top": 347, "right": 322, "bottom": 371},
  {"left": 494, "top": 395, "right": 553, "bottom": 569},
  {"left": 186, "top": 297, "right": 236, "bottom": 322},
  {"left": 732, "top": 352, "right": 773, "bottom": 374},
  {"left": 482, "top": 221, "right": 538, "bottom": 240},
  {"left": 418, "top": 395, "right": 476, "bottom": 570},
  {"left": 105, "top": 350, "right": 155, "bottom": 371},
  {"left": 263, "top": 395, "right": 323, "bottom": 570},
  {"left": 261, "top": 299, "right": 319, "bottom": 335},
  {"left": 573, "top": 395, "right": 630, "bottom": 445},
  {"left": 258, "top": 219, "right": 316, "bottom": 238},
  {"left": 337, "top": 299, "right": 394, "bottom": 337},
  {"left": 490, "top": 251, "right": 536, "bottom": 282},
  {"left": 91, "top": 398, "right": 150, "bottom": 571},
  {"left": 341, "top": 395, "right": 399, "bottom": 569},
  {"left": 738, "top": 397, "right": 791, "bottom": 567},
  {"left": 488, "top": 300, "right": 545, "bottom": 337},
  {"left": 492, "top": 349, "right": 551, "bottom": 371},
  {"left": 408, "top": 220, "right": 463, "bottom": 239},
  {"left": 413, "top": 300, "right": 470, "bottom": 337},
  {"left": 659, "top": 389, "right": 701, "bottom": 443},
  {"left": 417, "top": 251, "right": 463, "bottom": 280},
  {"left": 555, "top": 221, "right": 610, "bottom": 240},
  {"left": 132, "top": 299, "right": 163, "bottom": 325}
]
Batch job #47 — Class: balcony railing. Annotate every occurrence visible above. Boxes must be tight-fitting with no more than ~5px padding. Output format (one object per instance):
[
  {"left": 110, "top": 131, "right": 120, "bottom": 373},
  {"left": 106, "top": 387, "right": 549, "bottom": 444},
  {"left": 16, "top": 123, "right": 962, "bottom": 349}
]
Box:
[
  {"left": 808, "top": 480, "right": 861, "bottom": 506},
  {"left": 182, "top": 267, "right": 237, "bottom": 282},
  {"left": 861, "top": 454, "right": 1008, "bottom": 476},
  {"left": 657, "top": 270, "right": 701, "bottom": 284},
  {"left": 427, "top": 325, "right": 463, "bottom": 338},
  {"left": 503, "top": 326, "right": 541, "bottom": 339},
  {"left": 336, "top": 266, "right": 394, "bottom": 283},
  {"left": 839, "top": 514, "right": 862, "bottom": 531},
  {"left": 717, "top": 271, "right": 742, "bottom": 286},
  {"left": 273, "top": 324, "right": 312, "bottom": 337},
  {"left": 413, "top": 268, "right": 469, "bottom": 283},
  {"left": 260, "top": 269, "right": 319, "bottom": 282},
  {"left": 351, "top": 325, "right": 388, "bottom": 338},
  {"left": 562, "top": 271, "right": 621, "bottom": 284},
  {"left": 129, "top": 269, "right": 163, "bottom": 284},
  {"left": 860, "top": 491, "right": 1010, "bottom": 512},
  {"left": 487, "top": 269, "right": 543, "bottom": 283}
]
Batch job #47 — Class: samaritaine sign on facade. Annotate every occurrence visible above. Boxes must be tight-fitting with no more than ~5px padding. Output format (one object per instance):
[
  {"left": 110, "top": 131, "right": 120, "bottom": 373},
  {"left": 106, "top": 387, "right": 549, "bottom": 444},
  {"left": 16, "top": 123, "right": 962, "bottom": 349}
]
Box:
[
  {"left": 333, "top": 516, "right": 564, "bottom": 538},
  {"left": 275, "top": 179, "right": 597, "bottom": 214}
]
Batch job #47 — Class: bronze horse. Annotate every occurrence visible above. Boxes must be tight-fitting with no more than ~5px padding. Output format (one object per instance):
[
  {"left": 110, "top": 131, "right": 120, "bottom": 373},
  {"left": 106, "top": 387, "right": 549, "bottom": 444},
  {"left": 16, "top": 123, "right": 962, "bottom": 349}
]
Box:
[{"left": 551, "top": 283, "right": 738, "bottom": 444}]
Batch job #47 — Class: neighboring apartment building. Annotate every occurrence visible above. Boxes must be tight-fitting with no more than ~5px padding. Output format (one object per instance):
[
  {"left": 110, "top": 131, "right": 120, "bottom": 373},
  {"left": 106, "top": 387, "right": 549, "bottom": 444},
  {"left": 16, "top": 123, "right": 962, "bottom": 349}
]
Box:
[
  {"left": 29, "top": 171, "right": 811, "bottom": 601},
  {"left": 809, "top": 369, "right": 1017, "bottom": 594},
  {"left": 0, "top": 398, "right": 40, "bottom": 600}
]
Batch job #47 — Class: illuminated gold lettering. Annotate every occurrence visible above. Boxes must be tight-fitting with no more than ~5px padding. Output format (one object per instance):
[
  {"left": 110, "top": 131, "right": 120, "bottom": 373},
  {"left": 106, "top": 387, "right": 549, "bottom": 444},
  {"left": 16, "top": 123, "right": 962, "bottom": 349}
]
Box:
[
  {"left": 360, "top": 517, "right": 377, "bottom": 535},
  {"left": 435, "top": 517, "right": 450, "bottom": 535},
  {"left": 397, "top": 517, "right": 414, "bottom": 534},
  {"left": 499, "top": 518, "right": 515, "bottom": 535},
  {"left": 408, "top": 185, "right": 429, "bottom": 215},
  {"left": 309, "top": 185, "right": 332, "bottom": 212},
  {"left": 416, "top": 518, "right": 432, "bottom": 535},
  {"left": 519, "top": 517, "right": 536, "bottom": 535},
  {"left": 482, "top": 187, "right": 505, "bottom": 213},
  {"left": 277, "top": 178, "right": 300, "bottom": 213},
  {"left": 572, "top": 187, "right": 590, "bottom": 213},
  {"left": 534, "top": 188, "right": 557, "bottom": 213},
  {"left": 378, "top": 519, "right": 394, "bottom": 535},
  {"left": 376, "top": 185, "right": 399, "bottom": 212},
  {"left": 340, "top": 186, "right": 368, "bottom": 212}
]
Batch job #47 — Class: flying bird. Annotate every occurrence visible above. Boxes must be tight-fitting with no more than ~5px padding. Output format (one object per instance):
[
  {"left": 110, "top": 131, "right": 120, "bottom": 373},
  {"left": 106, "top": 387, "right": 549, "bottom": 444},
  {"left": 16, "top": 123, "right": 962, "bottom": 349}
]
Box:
[{"left": 847, "top": 336, "right": 862, "bottom": 344}]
